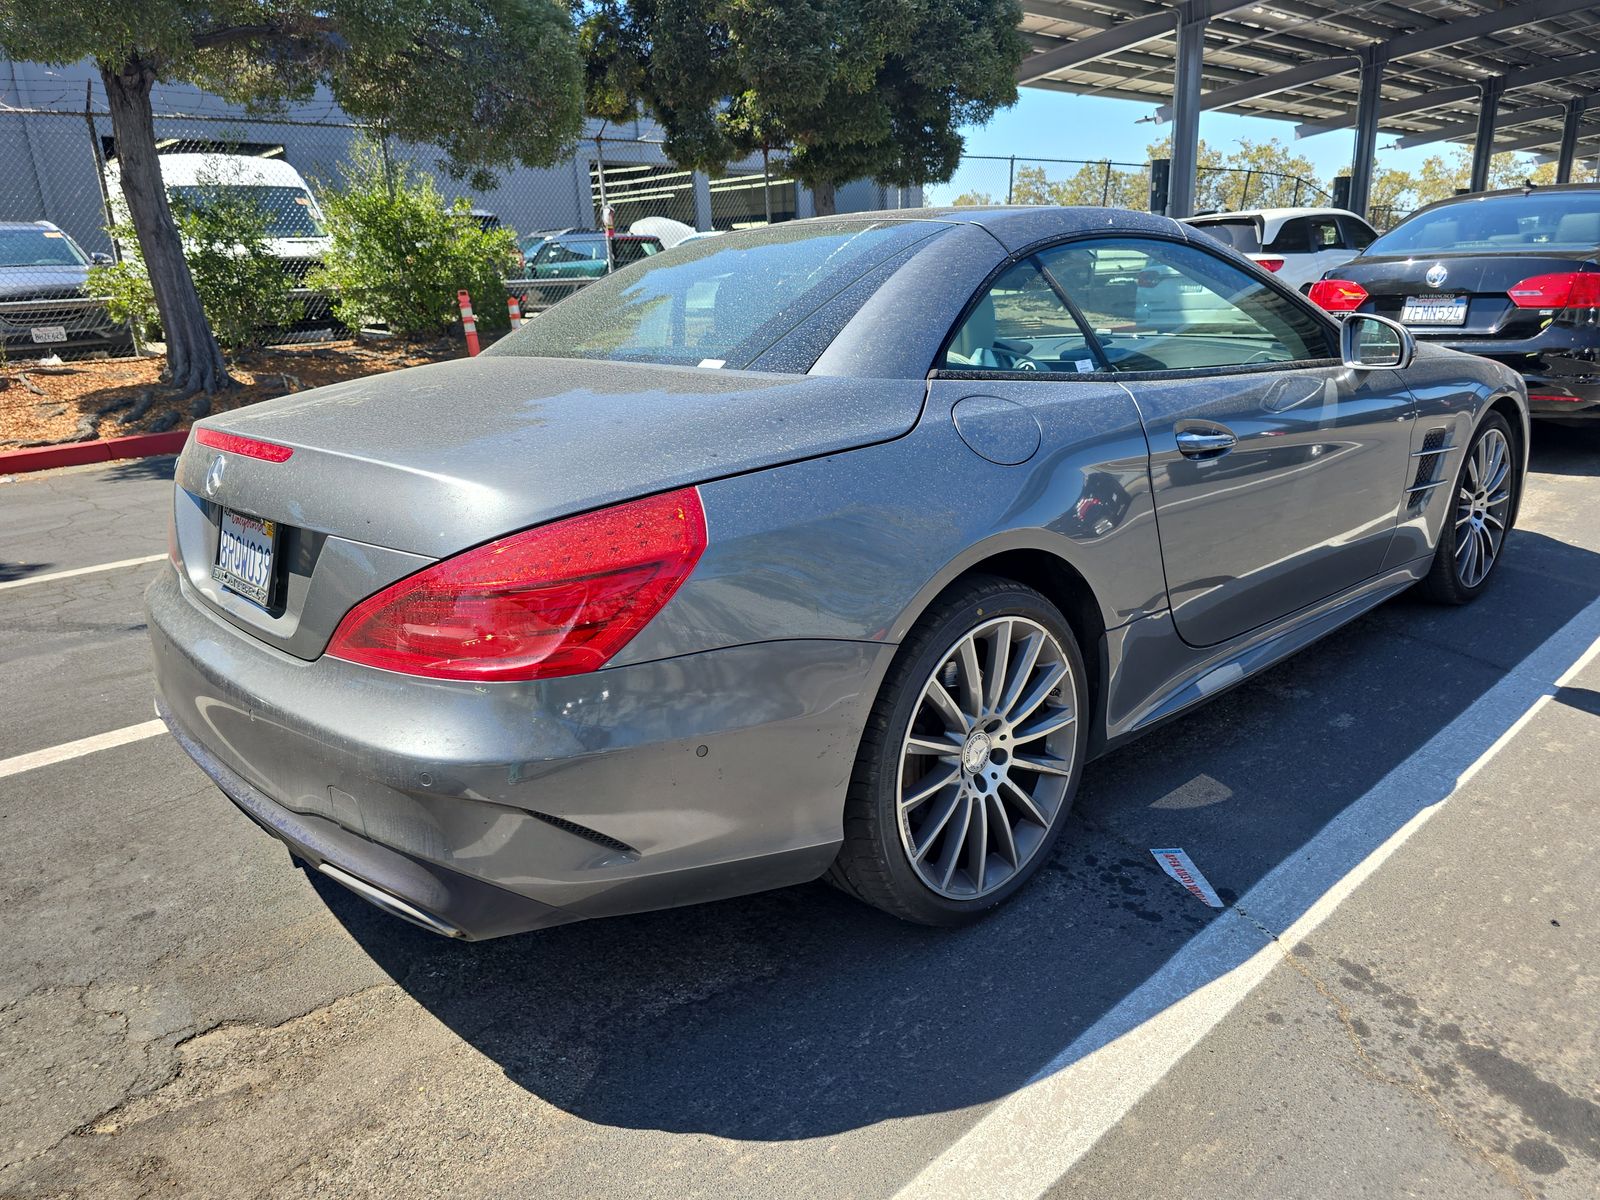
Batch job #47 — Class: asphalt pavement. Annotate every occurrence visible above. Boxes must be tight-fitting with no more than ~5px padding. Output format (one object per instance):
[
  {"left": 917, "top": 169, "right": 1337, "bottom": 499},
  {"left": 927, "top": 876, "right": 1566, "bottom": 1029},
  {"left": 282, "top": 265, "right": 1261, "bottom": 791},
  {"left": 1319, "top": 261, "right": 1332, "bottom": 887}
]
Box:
[{"left": 2, "top": 426, "right": 1598, "bottom": 1200}]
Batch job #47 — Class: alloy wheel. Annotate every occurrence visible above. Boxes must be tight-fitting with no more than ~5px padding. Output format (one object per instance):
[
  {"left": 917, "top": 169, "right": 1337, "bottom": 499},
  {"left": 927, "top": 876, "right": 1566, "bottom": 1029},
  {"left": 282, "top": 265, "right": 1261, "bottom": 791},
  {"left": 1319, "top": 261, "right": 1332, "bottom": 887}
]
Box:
[
  {"left": 896, "top": 616, "right": 1078, "bottom": 900},
  {"left": 1454, "top": 427, "right": 1513, "bottom": 589}
]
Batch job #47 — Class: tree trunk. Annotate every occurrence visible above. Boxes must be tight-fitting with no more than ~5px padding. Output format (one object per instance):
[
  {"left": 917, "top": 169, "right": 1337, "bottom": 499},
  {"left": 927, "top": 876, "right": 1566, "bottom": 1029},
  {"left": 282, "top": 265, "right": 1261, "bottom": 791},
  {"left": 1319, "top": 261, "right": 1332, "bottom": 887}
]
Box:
[
  {"left": 811, "top": 179, "right": 837, "bottom": 216},
  {"left": 100, "top": 59, "right": 233, "bottom": 395}
]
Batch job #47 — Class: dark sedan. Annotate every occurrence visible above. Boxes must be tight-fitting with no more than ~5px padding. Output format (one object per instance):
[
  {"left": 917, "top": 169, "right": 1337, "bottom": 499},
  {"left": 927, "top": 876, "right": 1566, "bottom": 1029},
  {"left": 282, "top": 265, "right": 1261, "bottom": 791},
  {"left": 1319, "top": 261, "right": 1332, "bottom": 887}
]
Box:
[
  {"left": 1309, "top": 185, "right": 1600, "bottom": 424},
  {"left": 0, "top": 221, "right": 130, "bottom": 357}
]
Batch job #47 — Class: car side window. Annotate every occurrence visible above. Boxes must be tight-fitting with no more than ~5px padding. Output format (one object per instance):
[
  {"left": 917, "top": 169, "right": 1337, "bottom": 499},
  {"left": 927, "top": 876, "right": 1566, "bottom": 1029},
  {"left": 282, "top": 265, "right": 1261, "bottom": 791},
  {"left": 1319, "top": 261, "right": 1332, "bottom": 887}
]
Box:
[
  {"left": 1036, "top": 236, "right": 1333, "bottom": 372},
  {"left": 1308, "top": 218, "right": 1342, "bottom": 250},
  {"left": 1265, "top": 218, "right": 1311, "bottom": 254},
  {"left": 941, "top": 260, "right": 1101, "bottom": 373},
  {"left": 544, "top": 240, "right": 601, "bottom": 265},
  {"left": 1340, "top": 216, "right": 1377, "bottom": 249}
]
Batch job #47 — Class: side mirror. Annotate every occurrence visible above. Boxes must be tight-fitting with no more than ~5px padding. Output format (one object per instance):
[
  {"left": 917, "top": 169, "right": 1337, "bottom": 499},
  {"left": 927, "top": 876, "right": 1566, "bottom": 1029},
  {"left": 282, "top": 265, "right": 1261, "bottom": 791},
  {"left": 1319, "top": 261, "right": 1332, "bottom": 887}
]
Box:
[
  {"left": 90, "top": 252, "right": 114, "bottom": 265},
  {"left": 1340, "top": 312, "right": 1414, "bottom": 371}
]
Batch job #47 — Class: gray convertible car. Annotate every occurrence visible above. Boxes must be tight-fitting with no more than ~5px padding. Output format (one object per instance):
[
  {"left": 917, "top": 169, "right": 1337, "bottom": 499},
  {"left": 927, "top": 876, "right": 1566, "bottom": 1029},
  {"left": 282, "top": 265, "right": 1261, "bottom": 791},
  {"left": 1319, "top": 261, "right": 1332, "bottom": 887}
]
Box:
[{"left": 148, "top": 207, "right": 1528, "bottom": 939}]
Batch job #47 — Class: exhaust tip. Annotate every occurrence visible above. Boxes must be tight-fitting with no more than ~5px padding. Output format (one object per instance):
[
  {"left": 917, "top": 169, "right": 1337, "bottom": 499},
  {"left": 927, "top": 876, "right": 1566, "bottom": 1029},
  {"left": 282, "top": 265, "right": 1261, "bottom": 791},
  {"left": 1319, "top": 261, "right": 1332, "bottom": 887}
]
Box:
[{"left": 316, "top": 862, "right": 465, "bottom": 938}]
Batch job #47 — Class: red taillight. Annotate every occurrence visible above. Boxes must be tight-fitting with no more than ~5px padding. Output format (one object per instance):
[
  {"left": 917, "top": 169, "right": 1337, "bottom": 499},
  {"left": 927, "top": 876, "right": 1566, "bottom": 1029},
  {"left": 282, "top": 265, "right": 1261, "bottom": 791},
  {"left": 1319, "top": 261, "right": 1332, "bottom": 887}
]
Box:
[
  {"left": 1528, "top": 393, "right": 1583, "bottom": 403},
  {"left": 1308, "top": 279, "right": 1368, "bottom": 312},
  {"left": 194, "top": 427, "right": 294, "bottom": 463},
  {"left": 1256, "top": 257, "right": 1285, "bottom": 273},
  {"left": 327, "top": 488, "right": 707, "bottom": 681},
  {"left": 1506, "top": 272, "right": 1600, "bottom": 309}
]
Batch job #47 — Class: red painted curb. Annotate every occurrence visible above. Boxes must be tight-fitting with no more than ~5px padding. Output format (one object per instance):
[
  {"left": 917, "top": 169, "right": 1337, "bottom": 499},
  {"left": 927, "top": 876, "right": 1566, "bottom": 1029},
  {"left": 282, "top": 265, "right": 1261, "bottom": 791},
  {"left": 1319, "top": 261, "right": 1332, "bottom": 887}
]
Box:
[{"left": 0, "top": 429, "right": 190, "bottom": 476}]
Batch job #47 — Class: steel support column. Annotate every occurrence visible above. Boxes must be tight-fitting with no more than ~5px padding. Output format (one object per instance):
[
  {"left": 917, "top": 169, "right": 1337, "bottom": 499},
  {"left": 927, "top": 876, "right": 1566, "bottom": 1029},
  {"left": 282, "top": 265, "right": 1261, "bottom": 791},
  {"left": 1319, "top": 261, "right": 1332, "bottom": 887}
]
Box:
[
  {"left": 1167, "top": 2, "right": 1207, "bottom": 218},
  {"left": 1470, "top": 76, "right": 1506, "bottom": 193},
  {"left": 1348, "top": 45, "right": 1387, "bottom": 218},
  {"left": 1557, "top": 97, "right": 1584, "bottom": 182}
]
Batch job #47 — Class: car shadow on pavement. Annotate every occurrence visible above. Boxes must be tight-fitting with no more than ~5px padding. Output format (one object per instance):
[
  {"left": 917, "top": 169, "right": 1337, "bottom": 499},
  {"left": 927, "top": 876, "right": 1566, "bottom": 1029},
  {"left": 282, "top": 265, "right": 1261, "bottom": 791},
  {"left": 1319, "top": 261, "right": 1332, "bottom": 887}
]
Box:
[
  {"left": 323, "top": 512, "right": 1600, "bottom": 1142},
  {"left": 103, "top": 454, "right": 178, "bottom": 483},
  {"left": 1527, "top": 422, "right": 1600, "bottom": 477}
]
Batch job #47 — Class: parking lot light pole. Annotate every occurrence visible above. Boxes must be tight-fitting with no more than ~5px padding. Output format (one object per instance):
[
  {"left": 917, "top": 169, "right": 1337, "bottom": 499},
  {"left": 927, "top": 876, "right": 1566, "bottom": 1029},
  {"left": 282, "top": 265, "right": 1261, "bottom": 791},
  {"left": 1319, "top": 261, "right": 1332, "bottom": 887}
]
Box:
[
  {"left": 1470, "top": 76, "right": 1506, "bottom": 194},
  {"left": 1348, "top": 44, "right": 1387, "bottom": 219},
  {"left": 1167, "top": 1, "right": 1207, "bottom": 218}
]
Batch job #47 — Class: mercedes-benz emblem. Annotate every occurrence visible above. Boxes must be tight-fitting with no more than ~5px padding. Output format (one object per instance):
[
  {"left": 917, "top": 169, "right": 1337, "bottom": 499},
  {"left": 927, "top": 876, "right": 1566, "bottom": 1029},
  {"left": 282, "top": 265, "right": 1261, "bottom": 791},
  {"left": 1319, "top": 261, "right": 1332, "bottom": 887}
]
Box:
[
  {"left": 1425, "top": 262, "right": 1449, "bottom": 289},
  {"left": 204, "top": 454, "right": 226, "bottom": 497}
]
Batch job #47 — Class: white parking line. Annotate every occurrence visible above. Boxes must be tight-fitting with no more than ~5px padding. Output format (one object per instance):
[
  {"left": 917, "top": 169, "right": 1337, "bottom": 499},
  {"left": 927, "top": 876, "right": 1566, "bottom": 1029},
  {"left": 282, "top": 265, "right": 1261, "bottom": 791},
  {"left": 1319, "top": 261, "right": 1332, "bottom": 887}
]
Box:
[
  {"left": 896, "top": 594, "right": 1600, "bottom": 1200},
  {"left": 0, "top": 720, "right": 167, "bottom": 780},
  {"left": 0, "top": 554, "right": 166, "bottom": 592}
]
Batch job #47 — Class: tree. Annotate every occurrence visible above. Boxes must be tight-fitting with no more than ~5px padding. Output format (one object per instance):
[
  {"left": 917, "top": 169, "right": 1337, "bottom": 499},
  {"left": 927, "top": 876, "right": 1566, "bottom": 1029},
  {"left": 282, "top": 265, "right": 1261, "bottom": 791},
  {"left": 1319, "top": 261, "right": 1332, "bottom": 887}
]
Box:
[
  {"left": 0, "top": 2, "right": 584, "bottom": 395},
  {"left": 577, "top": 0, "right": 1025, "bottom": 215},
  {"left": 310, "top": 142, "right": 520, "bottom": 339}
]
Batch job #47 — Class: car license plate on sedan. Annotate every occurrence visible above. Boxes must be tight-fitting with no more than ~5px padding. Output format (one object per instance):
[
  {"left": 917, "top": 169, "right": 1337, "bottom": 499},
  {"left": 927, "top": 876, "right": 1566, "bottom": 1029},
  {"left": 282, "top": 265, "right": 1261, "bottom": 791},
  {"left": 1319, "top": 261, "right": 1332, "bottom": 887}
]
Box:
[
  {"left": 30, "top": 326, "right": 67, "bottom": 344},
  {"left": 1400, "top": 295, "right": 1468, "bottom": 325},
  {"left": 214, "top": 508, "right": 277, "bottom": 606}
]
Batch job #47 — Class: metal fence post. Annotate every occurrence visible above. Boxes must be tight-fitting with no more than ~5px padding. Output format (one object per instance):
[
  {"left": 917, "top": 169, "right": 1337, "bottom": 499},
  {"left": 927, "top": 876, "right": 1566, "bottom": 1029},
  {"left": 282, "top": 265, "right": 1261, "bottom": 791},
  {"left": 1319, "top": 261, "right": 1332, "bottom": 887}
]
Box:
[
  {"left": 594, "top": 135, "right": 614, "bottom": 273},
  {"left": 379, "top": 128, "right": 395, "bottom": 199},
  {"left": 1239, "top": 169, "right": 1253, "bottom": 211},
  {"left": 1007, "top": 156, "right": 1016, "bottom": 205},
  {"left": 768, "top": 144, "right": 780, "bottom": 224},
  {"left": 82, "top": 85, "right": 118, "bottom": 256},
  {"left": 1101, "top": 161, "right": 1112, "bottom": 207}
]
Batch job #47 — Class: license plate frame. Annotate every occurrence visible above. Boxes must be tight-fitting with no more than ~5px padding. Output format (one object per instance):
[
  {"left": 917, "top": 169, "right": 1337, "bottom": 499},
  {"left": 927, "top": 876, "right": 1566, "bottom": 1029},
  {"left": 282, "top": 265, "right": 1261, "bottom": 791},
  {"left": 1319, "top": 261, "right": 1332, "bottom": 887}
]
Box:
[
  {"left": 29, "top": 325, "right": 67, "bottom": 344},
  {"left": 214, "top": 508, "right": 278, "bottom": 608},
  {"left": 1400, "top": 295, "right": 1468, "bottom": 326}
]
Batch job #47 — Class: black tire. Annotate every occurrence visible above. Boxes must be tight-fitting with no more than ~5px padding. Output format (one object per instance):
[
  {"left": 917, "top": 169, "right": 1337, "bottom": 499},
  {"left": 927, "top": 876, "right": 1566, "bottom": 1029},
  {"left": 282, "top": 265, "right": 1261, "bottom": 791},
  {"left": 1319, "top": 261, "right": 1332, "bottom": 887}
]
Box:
[
  {"left": 827, "top": 575, "right": 1090, "bottom": 925},
  {"left": 1418, "top": 411, "right": 1518, "bottom": 605}
]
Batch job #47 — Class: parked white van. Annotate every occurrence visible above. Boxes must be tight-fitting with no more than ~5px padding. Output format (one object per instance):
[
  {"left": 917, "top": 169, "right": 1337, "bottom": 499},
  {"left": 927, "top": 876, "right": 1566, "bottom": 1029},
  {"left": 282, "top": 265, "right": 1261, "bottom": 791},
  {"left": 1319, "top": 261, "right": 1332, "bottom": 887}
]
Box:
[{"left": 103, "top": 153, "right": 332, "bottom": 284}]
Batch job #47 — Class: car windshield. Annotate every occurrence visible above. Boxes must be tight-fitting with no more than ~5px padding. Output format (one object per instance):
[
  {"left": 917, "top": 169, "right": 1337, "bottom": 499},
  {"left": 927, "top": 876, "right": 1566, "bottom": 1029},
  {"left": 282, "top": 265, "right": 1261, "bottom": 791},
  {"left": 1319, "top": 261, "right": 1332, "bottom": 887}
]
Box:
[
  {"left": 489, "top": 219, "right": 946, "bottom": 369},
  {"left": 168, "top": 185, "right": 326, "bottom": 238},
  {"left": 1368, "top": 191, "right": 1600, "bottom": 255},
  {"left": 1192, "top": 219, "right": 1262, "bottom": 253},
  {"left": 0, "top": 228, "right": 87, "bottom": 267}
]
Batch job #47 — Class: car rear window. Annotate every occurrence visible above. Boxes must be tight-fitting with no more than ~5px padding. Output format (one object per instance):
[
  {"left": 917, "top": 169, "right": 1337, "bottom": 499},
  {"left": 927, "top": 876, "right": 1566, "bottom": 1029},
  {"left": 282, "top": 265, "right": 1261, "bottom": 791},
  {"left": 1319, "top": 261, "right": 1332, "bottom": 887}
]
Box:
[
  {"left": 0, "top": 228, "right": 86, "bottom": 267},
  {"left": 1190, "top": 219, "right": 1262, "bottom": 253},
  {"left": 1369, "top": 190, "right": 1600, "bottom": 255},
  {"left": 488, "top": 219, "right": 946, "bottom": 370}
]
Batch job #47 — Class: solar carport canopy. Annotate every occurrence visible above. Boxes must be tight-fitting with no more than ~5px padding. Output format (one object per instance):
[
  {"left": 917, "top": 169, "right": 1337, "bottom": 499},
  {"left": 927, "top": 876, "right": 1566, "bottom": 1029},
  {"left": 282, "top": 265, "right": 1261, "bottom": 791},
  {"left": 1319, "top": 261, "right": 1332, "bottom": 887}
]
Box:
[{"left": 1016, "top": 1, "right": 1600, "bottom": 216}]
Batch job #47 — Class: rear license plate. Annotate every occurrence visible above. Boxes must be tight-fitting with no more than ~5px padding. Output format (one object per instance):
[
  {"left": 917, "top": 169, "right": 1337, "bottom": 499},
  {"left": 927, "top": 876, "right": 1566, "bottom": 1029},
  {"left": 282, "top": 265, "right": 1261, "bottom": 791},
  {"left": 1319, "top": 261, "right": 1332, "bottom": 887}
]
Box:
[
  {"left": 1400, "top": 295, "right": 1468, "bottom": 325},
  {"left": 30, "top": 325, "right": 67, "bottom": 343},
  {"left": 214, "top": 508, "right": 277, "bottom": 607}
]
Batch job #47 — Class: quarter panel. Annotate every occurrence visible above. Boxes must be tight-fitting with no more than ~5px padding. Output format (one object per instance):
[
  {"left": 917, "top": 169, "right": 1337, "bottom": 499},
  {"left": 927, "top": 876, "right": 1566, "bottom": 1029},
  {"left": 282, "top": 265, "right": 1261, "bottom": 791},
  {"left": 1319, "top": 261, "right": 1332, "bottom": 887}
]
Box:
[{"left": 616, "top": 376, "right": 1165, "bottom": 666}]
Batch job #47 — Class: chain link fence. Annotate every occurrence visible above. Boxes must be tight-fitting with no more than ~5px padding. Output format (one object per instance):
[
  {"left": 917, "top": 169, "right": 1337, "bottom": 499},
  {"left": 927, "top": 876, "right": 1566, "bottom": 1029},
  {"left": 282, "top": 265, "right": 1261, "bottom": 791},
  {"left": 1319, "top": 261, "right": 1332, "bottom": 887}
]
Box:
[{"left": 0, "top": 105, "right": 799, "bottom": 363}]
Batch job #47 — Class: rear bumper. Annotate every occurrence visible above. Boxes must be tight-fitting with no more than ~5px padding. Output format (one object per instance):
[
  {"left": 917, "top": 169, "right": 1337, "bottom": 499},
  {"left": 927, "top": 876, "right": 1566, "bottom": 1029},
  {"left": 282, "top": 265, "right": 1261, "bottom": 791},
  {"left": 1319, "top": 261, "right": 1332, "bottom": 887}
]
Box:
[
  {"left": 147, "top": 564, "right": 892, "bottom": 939},
  {"left": 1420, "top": 332, "right": 1600, "bottom": 422}
]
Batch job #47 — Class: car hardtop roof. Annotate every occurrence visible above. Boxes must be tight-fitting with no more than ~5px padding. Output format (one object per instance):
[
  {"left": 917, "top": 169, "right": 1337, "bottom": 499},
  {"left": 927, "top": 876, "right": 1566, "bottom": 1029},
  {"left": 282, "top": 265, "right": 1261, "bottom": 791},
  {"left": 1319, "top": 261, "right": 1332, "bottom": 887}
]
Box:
[
  {"left": 0, "top": 220, "right": 65, "bottom": 231},
  {"left": 1399, "top": 181, "right": 1600, "bottom": 224},
  {"left": 736, "top": 205, "right": 1186, "bottom": 253},
  {"left": 1188, "top": 206, "right": 1362, "bottom": 223}
]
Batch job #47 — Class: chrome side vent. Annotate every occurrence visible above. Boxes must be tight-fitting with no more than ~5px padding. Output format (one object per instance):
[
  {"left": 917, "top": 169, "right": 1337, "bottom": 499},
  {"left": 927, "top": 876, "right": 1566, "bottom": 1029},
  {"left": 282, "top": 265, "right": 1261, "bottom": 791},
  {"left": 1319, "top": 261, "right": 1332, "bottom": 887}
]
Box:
[
  {"left": 1406, "top": 429, "right": 1452, "bottom": 512},
  {"left": 529, "top": 811, "right": 639, "bottom": 857}
]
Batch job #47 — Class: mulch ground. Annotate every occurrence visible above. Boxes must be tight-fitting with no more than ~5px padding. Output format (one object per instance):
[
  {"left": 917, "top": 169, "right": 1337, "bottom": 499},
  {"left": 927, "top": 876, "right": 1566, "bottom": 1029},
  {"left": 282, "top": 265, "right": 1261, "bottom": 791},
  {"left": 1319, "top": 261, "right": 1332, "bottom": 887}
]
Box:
[{"left": 0, "top": 339, "right": 464, "bottom": 448}]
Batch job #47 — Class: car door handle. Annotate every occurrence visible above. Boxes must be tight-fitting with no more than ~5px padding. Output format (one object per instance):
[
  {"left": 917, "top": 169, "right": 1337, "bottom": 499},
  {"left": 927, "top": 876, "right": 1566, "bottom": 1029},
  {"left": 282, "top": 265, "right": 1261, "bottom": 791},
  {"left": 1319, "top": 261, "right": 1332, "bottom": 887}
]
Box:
[{"left": 1175, "top": 427, "right": 1237, "bottom": 457}]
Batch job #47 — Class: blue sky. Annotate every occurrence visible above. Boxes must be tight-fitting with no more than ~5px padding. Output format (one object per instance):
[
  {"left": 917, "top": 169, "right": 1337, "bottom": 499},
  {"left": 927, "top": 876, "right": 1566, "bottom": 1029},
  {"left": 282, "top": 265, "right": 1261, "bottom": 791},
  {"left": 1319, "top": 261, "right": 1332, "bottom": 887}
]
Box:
[{"left": 926, "top": 88, "right": 1463, "bottom": 203}]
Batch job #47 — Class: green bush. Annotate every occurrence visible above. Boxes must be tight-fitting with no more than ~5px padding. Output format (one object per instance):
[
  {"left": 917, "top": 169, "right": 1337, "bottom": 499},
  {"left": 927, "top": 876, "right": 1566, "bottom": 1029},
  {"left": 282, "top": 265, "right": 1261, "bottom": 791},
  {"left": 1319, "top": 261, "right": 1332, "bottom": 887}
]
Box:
[
  {"left": 310, "top": 142, "right": 517, "bottom": 339},
  {"left": 90, "top": 175, "right": 301, "bottom": 352}
]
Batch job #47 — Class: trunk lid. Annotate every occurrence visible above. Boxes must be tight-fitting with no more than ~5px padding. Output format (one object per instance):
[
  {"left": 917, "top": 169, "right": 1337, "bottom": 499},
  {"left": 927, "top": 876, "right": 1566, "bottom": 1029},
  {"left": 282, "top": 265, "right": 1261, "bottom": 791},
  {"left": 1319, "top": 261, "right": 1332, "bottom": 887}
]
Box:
[
  {"left": 175, "top": 355, "right": 926, "bottom": 655},
  {"left": 1335, "top": 250, "right": 1598, "bottom": 338}
]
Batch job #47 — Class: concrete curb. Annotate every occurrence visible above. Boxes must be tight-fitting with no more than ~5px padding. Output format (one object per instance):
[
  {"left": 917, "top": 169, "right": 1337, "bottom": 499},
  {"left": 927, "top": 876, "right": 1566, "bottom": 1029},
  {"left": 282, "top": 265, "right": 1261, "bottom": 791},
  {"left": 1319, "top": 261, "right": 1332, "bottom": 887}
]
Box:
[{"left": 0, "top": 430, "right": 188, "bottom": 476}]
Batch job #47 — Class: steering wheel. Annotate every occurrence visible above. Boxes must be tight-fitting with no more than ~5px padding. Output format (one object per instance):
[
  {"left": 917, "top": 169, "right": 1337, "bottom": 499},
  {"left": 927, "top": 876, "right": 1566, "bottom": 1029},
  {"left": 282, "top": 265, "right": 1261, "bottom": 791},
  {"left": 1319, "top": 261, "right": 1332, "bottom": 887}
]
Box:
[
  {"left": 1245, "top": 348, "right": 1284, "bottom": 364},
  {"left": 991, "top": 345, "right": 1041, "bottom": 372}
]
